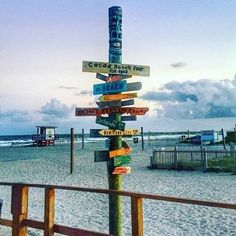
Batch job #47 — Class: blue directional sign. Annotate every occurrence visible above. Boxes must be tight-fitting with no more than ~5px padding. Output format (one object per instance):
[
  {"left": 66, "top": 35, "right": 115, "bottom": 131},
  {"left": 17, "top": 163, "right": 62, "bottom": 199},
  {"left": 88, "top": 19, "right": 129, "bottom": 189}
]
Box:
[{"left": 93, "top": 80, "right": 127, "bottom": 95}]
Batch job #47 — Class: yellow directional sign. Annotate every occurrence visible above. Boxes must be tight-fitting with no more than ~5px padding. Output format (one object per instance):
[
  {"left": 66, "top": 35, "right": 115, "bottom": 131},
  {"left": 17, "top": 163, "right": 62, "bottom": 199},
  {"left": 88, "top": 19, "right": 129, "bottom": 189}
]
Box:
[
  {"left": 109, "top": 147, "right": 132, "bottom": 158},
  {"left": 99, "top": 93, "right": 137, "bottom": 102},
  {"left": 83, "top": 61, "right": 150, "bottom": 77},
  {"left": 99, "top": 129, "right": 139, "bottom": 136}
]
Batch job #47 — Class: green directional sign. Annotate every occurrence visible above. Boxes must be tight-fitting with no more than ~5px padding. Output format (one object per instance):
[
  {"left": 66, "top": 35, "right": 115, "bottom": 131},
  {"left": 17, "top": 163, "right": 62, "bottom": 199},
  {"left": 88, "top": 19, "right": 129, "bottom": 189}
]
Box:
[
  {"left": 114, "top": 155, "right": 131, "bottom": 167},
  {"left": 96, "top": 116, "right": 125, "bottom": 131}
]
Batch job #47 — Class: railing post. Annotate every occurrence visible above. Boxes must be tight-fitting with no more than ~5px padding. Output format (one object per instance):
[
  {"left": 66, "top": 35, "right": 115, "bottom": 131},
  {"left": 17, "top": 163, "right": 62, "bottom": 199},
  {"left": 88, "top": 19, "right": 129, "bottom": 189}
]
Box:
[
  {"left": 131, "top": 197, "right": 143, "bottom": 236},
  {"left": 174, "top": 146, "right": 178, "bottom": 169},
  {"left": 44, "top": 188, "right": 55, "bottom": 236},
  {"left": 203, "top": 148, "right": 208, "bottom": 171},
  {"left": 11, "top": 184, "right": 28, "bottom": 236}
]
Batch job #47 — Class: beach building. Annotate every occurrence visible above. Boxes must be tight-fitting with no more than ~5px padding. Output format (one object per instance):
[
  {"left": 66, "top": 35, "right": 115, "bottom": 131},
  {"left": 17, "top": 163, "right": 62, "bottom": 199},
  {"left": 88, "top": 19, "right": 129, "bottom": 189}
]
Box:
[{"left": 32, "top": 126, "right": 59, "bottom": 146}]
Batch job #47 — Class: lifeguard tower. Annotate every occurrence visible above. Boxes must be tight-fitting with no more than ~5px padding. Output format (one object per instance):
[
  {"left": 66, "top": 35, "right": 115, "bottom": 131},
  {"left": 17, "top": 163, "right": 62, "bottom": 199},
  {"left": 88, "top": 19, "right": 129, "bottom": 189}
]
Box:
[{"left": 32, "top": 126, "right": 59, "bottom": 146}]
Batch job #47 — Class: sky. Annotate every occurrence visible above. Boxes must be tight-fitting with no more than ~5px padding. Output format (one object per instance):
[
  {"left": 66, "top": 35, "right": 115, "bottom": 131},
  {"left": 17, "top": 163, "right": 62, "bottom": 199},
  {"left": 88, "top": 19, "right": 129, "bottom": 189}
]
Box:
[{"left": 0, "top": 0, "right": 236, "bottom": 135}]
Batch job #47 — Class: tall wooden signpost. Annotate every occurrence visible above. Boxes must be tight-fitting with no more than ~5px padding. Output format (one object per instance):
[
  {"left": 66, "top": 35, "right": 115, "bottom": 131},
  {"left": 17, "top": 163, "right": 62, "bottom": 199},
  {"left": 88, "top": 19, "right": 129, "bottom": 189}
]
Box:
[{"left": 75, "top": 6, "right": 150, "bottom": 235}]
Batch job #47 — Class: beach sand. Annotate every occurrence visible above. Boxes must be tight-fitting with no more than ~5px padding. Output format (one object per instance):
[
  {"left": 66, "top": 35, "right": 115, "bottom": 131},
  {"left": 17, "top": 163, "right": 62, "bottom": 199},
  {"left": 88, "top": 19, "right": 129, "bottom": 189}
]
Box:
[{"left": 0, "top": 141, "right": 235, "bottom": 235}]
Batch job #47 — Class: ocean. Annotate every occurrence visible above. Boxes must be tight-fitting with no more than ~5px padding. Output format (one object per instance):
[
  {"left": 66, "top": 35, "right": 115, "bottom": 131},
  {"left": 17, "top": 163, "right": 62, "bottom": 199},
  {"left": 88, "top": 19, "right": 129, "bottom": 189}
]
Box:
[{"left": 0, "top": 136, "right": 235, "bottom": 235}]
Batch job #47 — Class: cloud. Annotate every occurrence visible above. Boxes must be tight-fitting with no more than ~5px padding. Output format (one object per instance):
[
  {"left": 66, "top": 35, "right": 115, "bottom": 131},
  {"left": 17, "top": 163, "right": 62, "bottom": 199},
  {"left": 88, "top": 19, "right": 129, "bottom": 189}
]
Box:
[
  {"left": 75, "top": 90, "right": 92, "bottom": 96},
  {"left": 39, "top": 98, "right": 74, "bottom": 119},
  {"left": 58, "top": 86, "right": 78, "bottom": 90},
  {"left": 0, "top": 110, "right": 30, "bottom": 122},
  {"left": 171, "top": 62, "right": 187, "bottom": 68},
  {"left": 141, "top": 76, "right": 236, "bottom": 119}
]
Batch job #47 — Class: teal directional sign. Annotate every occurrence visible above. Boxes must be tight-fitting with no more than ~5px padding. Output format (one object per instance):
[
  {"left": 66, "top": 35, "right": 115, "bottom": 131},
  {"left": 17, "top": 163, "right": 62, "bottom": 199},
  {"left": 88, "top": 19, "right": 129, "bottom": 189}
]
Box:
[
  {"left": 96, "top": 116, "right": 125, "bottom": 131},
  {"left": 93, "top": 80, "right": 127, "bottom": 95}
]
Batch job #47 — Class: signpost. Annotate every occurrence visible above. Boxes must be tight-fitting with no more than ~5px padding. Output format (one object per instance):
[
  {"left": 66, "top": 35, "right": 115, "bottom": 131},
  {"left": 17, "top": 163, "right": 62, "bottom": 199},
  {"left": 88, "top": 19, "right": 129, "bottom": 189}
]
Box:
[
  {"left": 96, "top": 116, "right": 125, "bottom": 131},
  {"left": 76, "top": 6, "right": 150, "bottom": 236},
  {"left": 98, "top": 92, "right": 137, "bottom": 101},
  {"left": 109, "top": 147, "right": 132, "bottom": 158},
  {"left": 114, "top": 155, "right": 131, "bottom": 167},
  {"left": 99, "top": 129, "right": 139, "bottom": 136},
  {"left": 112, "top": 166, "right": 131, "bottom": 174},
  {"left": 83, "top": 61, "right": 150, "bottom": 77},
  {"left": 93, "top": 80, "right": 127, "bottom": 95},
  {"left": 76, "top": 107, "right": 149, "bottom": 116}
]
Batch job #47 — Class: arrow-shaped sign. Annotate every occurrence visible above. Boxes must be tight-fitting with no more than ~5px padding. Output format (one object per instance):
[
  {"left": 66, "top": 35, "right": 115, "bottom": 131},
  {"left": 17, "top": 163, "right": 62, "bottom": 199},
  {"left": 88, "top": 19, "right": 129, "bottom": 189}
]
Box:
[
  {"left": 121, "top": 115, "right": 137, "bottom": 121},
  {"left": 76, "top": 107, "right": 149, "bottom": 116},
  {"left": 93, "top": 80, "right": 127, "bottom": 95},
  {"left": 98, "top": 93, "right": 137, "bottom": 102},
  {"left": 96, "top": 99, "right": 134, "bottom": 109},
  {"left": 112, "top": 166, "right": 131, "bottom": 174},
  {"left": 96, "top": 100, "right": 121, "bottom": 108},
  {"left": 96, "top": 116, "right": 125, "bottom": 131},
  {"left": 99, "top": 129, "right": 139, "bottom": 136},
  {"left": 127, "top": 82, "right": 142, "bottom": 91},
  {"left": 109, "top": 147, "right": 132, "bottom": 158},
  {"left": 114, "top": 155, "right": 131, "bottom": 167}
]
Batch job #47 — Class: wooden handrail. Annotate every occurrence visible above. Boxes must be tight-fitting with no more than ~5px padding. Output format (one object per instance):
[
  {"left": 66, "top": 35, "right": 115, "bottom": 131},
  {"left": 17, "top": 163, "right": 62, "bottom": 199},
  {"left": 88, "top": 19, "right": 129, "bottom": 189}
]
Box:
[{"left": 0, "top": 182, "right": 235, "bottom": 236}]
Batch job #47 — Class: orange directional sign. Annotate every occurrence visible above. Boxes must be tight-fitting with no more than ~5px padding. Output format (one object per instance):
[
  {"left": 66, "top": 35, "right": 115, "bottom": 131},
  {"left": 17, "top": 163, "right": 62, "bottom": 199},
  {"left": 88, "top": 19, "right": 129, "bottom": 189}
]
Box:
[
  {"left": 76, "top": 107, "right": 149, "bottom": 116},
  {"left": 109, "top": 147, "right": 132, "bottom": 158},
  {"left": 83, "top": 61, "right": 150, "bottom": 77},
  {"left": 112, "top": 166, "right": 131, "bottom": 175},
  {"left": 99, "top": 129, "right": 139, "bottom": 136},
  {"left": 99, "top": 93, "right": 137, "bottom": 102}
]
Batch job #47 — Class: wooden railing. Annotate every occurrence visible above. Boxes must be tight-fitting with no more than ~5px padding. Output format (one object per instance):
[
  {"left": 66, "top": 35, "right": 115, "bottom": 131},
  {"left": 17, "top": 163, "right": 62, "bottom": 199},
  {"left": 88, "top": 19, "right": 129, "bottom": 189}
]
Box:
[{"left": 0, "top": 182, "right": 235, "bottom": 236}]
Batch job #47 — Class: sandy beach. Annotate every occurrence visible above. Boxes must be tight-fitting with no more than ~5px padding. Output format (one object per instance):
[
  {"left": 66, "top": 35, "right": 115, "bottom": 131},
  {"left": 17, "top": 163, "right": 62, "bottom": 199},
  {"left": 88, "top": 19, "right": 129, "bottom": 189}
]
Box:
[{"left": 0, "top": 141, "right": 235, "bottom": 236}]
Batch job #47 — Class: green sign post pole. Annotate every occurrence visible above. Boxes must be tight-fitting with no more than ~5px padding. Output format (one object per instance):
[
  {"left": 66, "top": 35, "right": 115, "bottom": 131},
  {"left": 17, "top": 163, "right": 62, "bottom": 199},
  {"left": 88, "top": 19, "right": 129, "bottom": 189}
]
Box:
[{"left": 108, "top": 6, "right": 123, "bottom": 236}]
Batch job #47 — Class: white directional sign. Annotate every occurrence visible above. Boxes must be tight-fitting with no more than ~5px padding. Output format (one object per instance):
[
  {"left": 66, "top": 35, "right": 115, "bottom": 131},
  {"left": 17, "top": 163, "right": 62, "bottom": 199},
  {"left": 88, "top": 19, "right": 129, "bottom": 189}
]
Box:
[{"left": 83, "top": 61, "right": 150, "bottom": 77}]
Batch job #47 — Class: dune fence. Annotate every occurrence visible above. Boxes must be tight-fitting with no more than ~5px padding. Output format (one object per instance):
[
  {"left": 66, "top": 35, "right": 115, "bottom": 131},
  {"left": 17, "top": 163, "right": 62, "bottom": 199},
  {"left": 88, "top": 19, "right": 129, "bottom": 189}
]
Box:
[{"left": 150, "top": 146, "right": 236, "bottom": 172}]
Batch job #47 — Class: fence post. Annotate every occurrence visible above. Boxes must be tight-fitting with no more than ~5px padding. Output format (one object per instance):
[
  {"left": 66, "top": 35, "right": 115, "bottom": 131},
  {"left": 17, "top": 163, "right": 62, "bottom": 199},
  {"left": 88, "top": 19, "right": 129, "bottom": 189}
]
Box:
[
  {"left": 230, "top": 143, "right": 236, "bottom": 173},
  {"left": 174, "top": 146, "right": 178, "bottom": 169},
  {"left": 141, "top": 127, "right": 144, "bottom": 150},
  {"left": 70, "top": 128, "right": 75, "bottom": 174},
  {"left": 44, "top": 188, "right": 55, "bottom": 236},
  {"left": 11, "top": 184, "right": 28, "bottom": 236},
  {"left": 0, "top": 199, "right": 2, "bottom": 218},
  {"left": 148, "top": 131, "right": 151, "bottom": 146},
  {"left": 203, "top": 148, "right": 208, "bottom": 171},
  {"left": 131, "top": 197, "right": 143, "bottom": 236},
  {"left": 82, "top": 128, "right": 85, "bottom": 150}
]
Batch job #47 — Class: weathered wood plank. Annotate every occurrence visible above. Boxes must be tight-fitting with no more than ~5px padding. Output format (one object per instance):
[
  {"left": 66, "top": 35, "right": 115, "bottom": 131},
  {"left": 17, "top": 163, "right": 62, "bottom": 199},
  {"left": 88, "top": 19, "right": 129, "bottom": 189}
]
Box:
[
  {"left": 93, "top": 80, "right": 127, "bottom": 95},
  {"left": 0, "top": 218, "right": 12, "bottom": 227},
  {"left": 131, "top": 197, "right": 143, "bottom": 236},
  {"left": 44, "top": 188, "right": 55, "bottom": 236},
  {"left": 96, "top": 116, "right": 125, "bottom": 131},
  {"left": 127, "top": 82, "right": 142, "bottom": 91},
  {"left": 83, "top": 61, "right": 150, "bottom": 77},
  {"left": 11, "top": 184, "right": 28, "bottom": 236}
]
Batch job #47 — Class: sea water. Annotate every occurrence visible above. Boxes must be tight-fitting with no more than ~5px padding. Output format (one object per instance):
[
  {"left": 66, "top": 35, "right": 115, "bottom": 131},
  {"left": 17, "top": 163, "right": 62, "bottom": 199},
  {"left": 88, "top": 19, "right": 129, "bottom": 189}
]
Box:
[{"left": 0, "top": 139, "right": 235, "bottom": 235}]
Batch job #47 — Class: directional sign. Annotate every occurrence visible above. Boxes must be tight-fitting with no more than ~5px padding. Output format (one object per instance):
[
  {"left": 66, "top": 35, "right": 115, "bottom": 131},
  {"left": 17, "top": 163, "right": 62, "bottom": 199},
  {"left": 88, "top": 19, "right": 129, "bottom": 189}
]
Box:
[
  {"left": 96, "top": 116, "right": 125, "bottom": 131},
  {"left": 121, "top": 99, "right": 134, "bottom": 107},
  {"left": 121, "top": 115, "right": 137, "bottom": 121},
  {"left": 112, "top": 166, "right": 131, "bottom": 174},
  {"left": 90, "top": 129, "right": 103, "bottom": 138},
  {"left": 109, "top": 147, "right": 132, "bottom": 158},
  {"left": 127, "top": 82, "right": 142, "bottom": 92},
  {"left": 83, "top": 61, "right": 150, "bottom": 77},
  {"left": 93, "top": 80, "right": 127, "bottom": 95},
  {"left": 114, "top": 155, "right": 131, "bottom": 167},
  {"left": 96, "top": 73, "right": 132, "bottom": 82},
  {"left": 99, "top": 129, "right": 139, "bottom": 136},
  {"left": 75, "top": 108, "right": 97, "bottom": 116},
  {"left": 99, "top": 93, "right": 137, "bottom": 102},
  {"left": 96, "top": 100, "right": 121, "bottom": 108},
  {"left": 94, "top": 150, "right": 109, "bottom": 162},
  {"left": 76, "top": 107, "right": 149, "bottom": 116}
]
